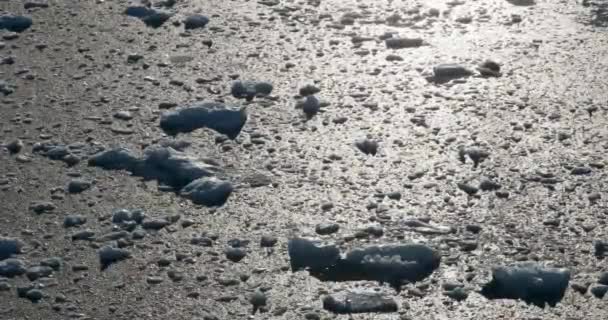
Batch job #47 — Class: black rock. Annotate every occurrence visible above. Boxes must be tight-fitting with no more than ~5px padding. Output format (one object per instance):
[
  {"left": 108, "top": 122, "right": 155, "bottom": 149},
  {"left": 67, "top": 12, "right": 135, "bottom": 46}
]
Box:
[
  {"left": 385, "top": 37, "right": 423, "bottom": 49},
  {"left": 231, "top": 81, "right": 273, "bottom": 100},
  {"left": 98, "top": 246, "right": 131, "bottom": 270},
  {"left": 315, "top": 223, "right": 340, "bottom": 235},
  {"left": 125, "top": 4, "right": 172, "bottom": 28},
  {"left": 184, "top": 14, "right": 210, "bottom": 29},
  {"left": 6, "top": 139, "right": 23, "bottom": 153},
  {"left": 478, "top": 60, "right": 501, "bottom": 77},
  {"left": 63, "top": 215, "right": 86, "bottom": 228},
  {"left": 479, "top": 179, "right": 501, "bottom": 191},
  {"left": 323, "top": 292, "right": 398, "bottom": 314},
  {"left": 0, "top": 259, "right": 26, "bottom": 277},
  {"left": 71, "top": 230, "right": 95, "bottom": 241},
  {"left": 299, "top": 84, "right": 320, "bottom": 96},
  {"left": 24, "top": 2, "right": 50, "bottom": 9},
  {"left": 355, "top": 138, "right": 378, "bottom": 155},
  {"left": 480, "top": 263, "right": 570, "bottom": 307},
  {"left": 0, "top": 237, "right": 22, "bottom": 260},
  {"left": 590, "top": 285, "right": 608, "bottom": 299},
  {"left": 25, "top": 266, "right": 53, "bottom": 281},
  {"left": 24, "top": 289, "right": 44, "bottom": 302},
  {"left": 598, "top": 272, "right": 608, "bottom": 285},
  {"left": 67, "top": 179, "right": 92, "bottom": 193},
  {"left": 457, "top": 182, "right": 479, "bottom": 195},
  {"left": 260, "top": 235, "right": 278, "bottom": 247},
  {"left": 225, "top": 248, "right": 247, "bottom": 262},
  {"left": 430, "top": 64, "right": 472, "bottom": 83},
  {"left": 141, "top": 218, "right": 170, "bottom": 230},
  {"left": 180, "top": 177, "right": 233, "bottom": 207},
  {"left": 0, "top": 15, "right": 33, "bottom": 32},
  {"left": 88, "top": 147, "right": 139, "bottom": 171},
  {"left": 300, "top": 96, "right": 320, "bottom": 118},
  {"left": 458, "top": 147, "right": 490, "bottom": 168},
  {"left": 39, "top": 257, "right": 62, "bottom": 271},
  {"left": 160, "top": 102, "right": 247, "bottom": 139},
  {"left": 595, "top": 240, "right": 608, "bottom": 258}
]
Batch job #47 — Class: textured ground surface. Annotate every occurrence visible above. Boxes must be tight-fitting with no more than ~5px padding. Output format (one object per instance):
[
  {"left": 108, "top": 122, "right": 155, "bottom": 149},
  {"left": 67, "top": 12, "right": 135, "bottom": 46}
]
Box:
[{"left": 1, "top": 0, "right": 608, "bottom": 319}]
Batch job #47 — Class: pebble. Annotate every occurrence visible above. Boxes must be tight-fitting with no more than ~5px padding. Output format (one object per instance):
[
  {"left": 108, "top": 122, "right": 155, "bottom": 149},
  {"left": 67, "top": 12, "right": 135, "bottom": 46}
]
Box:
[
  {"left": 385, "top": 37, "right": 423, "bottom": 49},
  {"left": 300, "top": 95, "right": 321, "bottom": 118},
  {"left": 98, "top": 246, "right": 131, "bottom": 270},
  {"left": 0, "top": 259, "right": 26, "bottom": 277},
  {"left": 0, "top": 237, "right": 22, "bottom": 259},
  {"left": 299, "top": 84, "right": 320, "bottom": 96},
  {"left": 67, "top": 179, "right": 92, "bottom": 193},
  {"left": 184, "top": 15, "right": 210, "bottom": 29},
  {"left": 315, "top": 223, "right": 340, "bottom": 235},
  {"left": 180, "top": 177, "right": 234, "bottom": 207},
  {"left": 6, "top": 139, "right": 23, "bottom": 153},
  {"left": 249, "top": 290, "right": 267, "bottom": 313},
  {"left": 0, "top": 15, "right": 33, "bottom": 33},
  {"left": 260, "top": 235, "right": 277, "bottom": 247},
  {"left": 355, "top": 138, "right": 378, "bottom": 155},
  {"left": 25, "top": 266, "right": 53, "bottom": 281},
  {"left": 225, "top": 248, "right": 246, "bottom": 262}
]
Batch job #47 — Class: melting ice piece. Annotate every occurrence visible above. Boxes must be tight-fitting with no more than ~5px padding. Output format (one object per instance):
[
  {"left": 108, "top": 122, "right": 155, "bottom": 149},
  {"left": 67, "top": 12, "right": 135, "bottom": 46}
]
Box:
[
  {"left": 288, "top": 238, "right": 440, "bottom": 290},
  {"left": 481, "top": 263, "right": 570, "bottom": 307},
  {"left": 160, "top": 102, "right": 247, "bottom": 139},
  {"left": 323, "top": 292, "right": 398, "bottom": 314}
]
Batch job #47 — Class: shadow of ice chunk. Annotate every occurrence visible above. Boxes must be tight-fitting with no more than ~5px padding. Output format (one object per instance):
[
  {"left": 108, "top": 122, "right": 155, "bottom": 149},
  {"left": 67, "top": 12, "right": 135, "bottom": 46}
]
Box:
[
  {"left": 481, "top": 263, "right": 570, "bottom": 307},
  {"left": 160, "top": 102, "right": 247, "bottom": 139},
  {"left": 288, "top": 238, "right": 440, "bottom": 290}
]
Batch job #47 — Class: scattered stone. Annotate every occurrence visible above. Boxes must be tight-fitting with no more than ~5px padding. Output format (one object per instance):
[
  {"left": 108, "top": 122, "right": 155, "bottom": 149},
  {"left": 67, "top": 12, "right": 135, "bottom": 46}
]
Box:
[
  {"left": 444, "top": 287, "right": 469, "bottom": 301},
  {"left": 225, "top": 248, "right": 246, "bottom": 262},
  {"left": 355, "top": 138, "right": 378, "bottom": 155},
  {"left": 431, "top": 64, "right": 472, "bottom": 82},
  {"left": 147, "top": 276, "right": 164, "bottom": 284},
  {"left": 315, "top": 223, "right": 340, "bottom": 235},
  {"left": 160, "top": 102, "right": 247, "bottom": 139},
  {"left": 260, "top": 235, "right": 277, "bottom": 247},
  {"left": 0, "top": 259, "right": 26, "bottom": 277},
  {"left": 0, "top": 15, "right": 33, "bottom": 32},
  {"left": 590, "top": 285, "right": 608, "bottom": 299},
  {"left": 88, "top": 147, "right": 139, "bottom": 171},
  {"left": 6, "top": 139, "right": 23, "bottom": 154},
  {"left": 299, "top": 84, "right": 320, "bottom": 96},
  {"left": 63, "top": 215, "right": 86, "bottom": 228},
  {"left": 299, "top": 95, "right": 321, "bottom": 118},
  {"left": 141, "top": 218, "right": 170, "bottom": 230},
  {"left": 481, "top": 263, "right": 570, "bottom": 307},
  {"left": 231, "top": 81, "right": 273, "bottom": 100},
  {"left": 507, "top": 0, "right": 535, "bottom": 6},
  {"left": 40, "top": 257, "right": 62, "bottom": 271},
  {"left": 595, "top": 240, "right": 608, "bottom": 258},
  {"left": 323, "top": 292, "right": 398, "bottom": 314},
  {"left": 180, "top": 177, "right": 233, "bottom": 207},
  {"left": 478, "top": 60, "right": 501, "bottom": 77},
  {"left": 0, "top": 80, "right": 15, "bottom": 95},
  {"left": 24, "top": 289, "right": 44, "bottom": 302},
  {"left": 98, "top": 246, "right": 131, "bottom": 270},
  {"left": 125, "top": 2, "right": 172, "bottom": 28},
  {"left": 385, "top": 37, "right": 423, "bottom": 49},
  {"left": 67, "top": 179, "right": 92, "bottom": 194},
  {"left": 184, "top": 14, "right": 210, "bottom": 29},
  {"left": 0, "top": 237, "right": 22, "bottom": 260},
  {"left": 249, "top": 290, "right": 267, "bottom": 314},
  {"left": 25, "top": 266, "right": 53, "bottom": 281},
  {"left": 29, "top": 201, "right": 56, "bottom": 214},
  {"left": 71, "top": 230, "right": 95, "bottom": 241},
  {"left": 458, "top": 147, "right": 490, "bottom": 168},
  {"left": 24, "top": 2, "right": 50, "bottom": 9}
]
